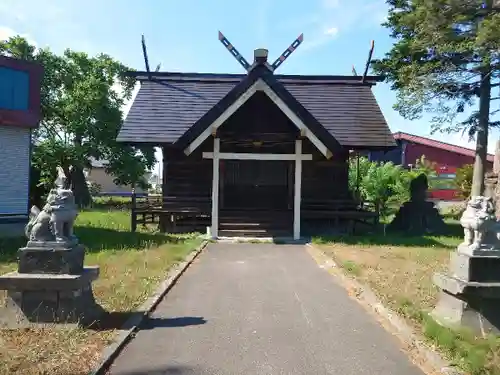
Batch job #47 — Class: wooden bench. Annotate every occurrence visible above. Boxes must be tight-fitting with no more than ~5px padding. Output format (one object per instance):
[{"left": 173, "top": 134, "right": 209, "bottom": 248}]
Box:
[
  {"left": 301, "top": 198, "right": 379, "bottom": 234},
  {"left": 131, "top": 195, "right": 211, "bottom": 232}
]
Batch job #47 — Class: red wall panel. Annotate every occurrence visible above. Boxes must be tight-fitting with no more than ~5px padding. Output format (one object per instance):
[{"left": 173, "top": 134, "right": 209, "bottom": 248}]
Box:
[
  {"left": 0, "top": 56, "right": 43, "bottom": 128},
  {"left": 404, "top": 142, "right": 492, "bottom": 201},
  {"left": 404, "top": 143, "right": 493, "bottom": 172}
]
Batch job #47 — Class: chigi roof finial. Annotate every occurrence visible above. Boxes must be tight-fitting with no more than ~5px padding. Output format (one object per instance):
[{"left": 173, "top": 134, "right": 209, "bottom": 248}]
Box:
[
  {"left": 141, "top": 34, "right": 162, "bottom": 81},
  {"left": 218, "top": 31, "right": 304, "bottom": 74}
]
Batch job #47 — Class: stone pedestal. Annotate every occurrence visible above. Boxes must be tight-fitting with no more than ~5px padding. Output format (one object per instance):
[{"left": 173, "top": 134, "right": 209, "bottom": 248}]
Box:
[
  {"left": 0, "top": 242, "right": 102, "bottom": 328},
  {"left": 431, "top": 248, "right": 500, "bottom": 334},
  {"left": 18, "top": 241, "right": 85, "bottom": 274}
]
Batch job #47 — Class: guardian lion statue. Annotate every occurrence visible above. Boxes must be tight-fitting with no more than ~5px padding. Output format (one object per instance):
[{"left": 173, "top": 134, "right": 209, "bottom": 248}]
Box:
[
  {"left": 460, "top": 196, "right": 498, "bottom": 250},
  {"left": 25, "top": 204, "right": 53, "bottom": 241},
  {"left": 25, "top": 167, "right": 79, "bottom": 243}
]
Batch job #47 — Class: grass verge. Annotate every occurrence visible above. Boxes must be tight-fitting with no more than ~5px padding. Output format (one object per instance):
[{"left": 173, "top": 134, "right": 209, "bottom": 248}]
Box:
[
  {"left": 0, "top": 210, "right": 202, "bottom": 375},
  {"left": 313, "top": 231, "right": 500, "bottom": 375}
]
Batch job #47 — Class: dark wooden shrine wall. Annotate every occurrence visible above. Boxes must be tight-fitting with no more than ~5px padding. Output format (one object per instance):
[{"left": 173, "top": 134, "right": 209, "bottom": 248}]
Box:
[
  {"left": 162, "top": 142, "right": 350, "bottom": 202},
  {"left": 162, "top": 146, "right": 212, "bottom": 199},
  {"left": 219, "top": 91, "right": 299, "bottom": 154},
  {"left": 162, "top": 92, "right": 350, "bottom": 201},
  {"left": 302, "top": 157, "right": 350, "bottom": 201}
]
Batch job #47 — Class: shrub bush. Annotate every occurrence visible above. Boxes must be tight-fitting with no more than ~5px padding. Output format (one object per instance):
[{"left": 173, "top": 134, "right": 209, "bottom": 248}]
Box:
[
  {"left": 454, "top": 164, "right": 473, "bottom": 200},
  {"left": 349, "top": 155, "right": 437, "bottom": 219}
]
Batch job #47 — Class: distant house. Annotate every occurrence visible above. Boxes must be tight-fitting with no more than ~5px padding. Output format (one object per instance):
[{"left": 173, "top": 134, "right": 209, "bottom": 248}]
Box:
[
  {"left": 84, "top": 158, "right": 151, "bottom": 196},
  {"left": 0, "top": 56, "right": 43, "bottom": 236},
  {"left": 369, "top": 131, "right": 494, "bottom": 200}
]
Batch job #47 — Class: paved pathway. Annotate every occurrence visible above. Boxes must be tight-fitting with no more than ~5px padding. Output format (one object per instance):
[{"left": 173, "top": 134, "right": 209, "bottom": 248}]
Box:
[{"left": 108, "top": 243, "right": 424, "bottom": 375}]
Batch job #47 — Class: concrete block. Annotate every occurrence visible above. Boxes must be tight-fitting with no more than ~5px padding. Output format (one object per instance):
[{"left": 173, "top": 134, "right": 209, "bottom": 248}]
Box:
[{"left": 432, "top": 290, "right": 500, "bottom": 335}]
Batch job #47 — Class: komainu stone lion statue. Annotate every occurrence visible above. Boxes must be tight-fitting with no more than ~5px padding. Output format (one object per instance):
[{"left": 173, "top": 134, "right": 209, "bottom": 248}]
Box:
[
  {"left": 460, "top": 196, "right": 498, "bottom": 250},
  {"left": 25, "top": 204, "right": 53, "bottom": 241},
  {"left": 25, "top": 167, "right": 79, "bottom": 243}
]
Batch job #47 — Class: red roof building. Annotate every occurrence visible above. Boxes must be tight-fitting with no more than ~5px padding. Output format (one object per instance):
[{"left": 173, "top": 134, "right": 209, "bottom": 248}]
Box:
[
  {"left": 370, "top": 131, "right": 494, "bottom": 171},
  {"left": 369, "top": 131, "right": 495, "bottom": 200}
]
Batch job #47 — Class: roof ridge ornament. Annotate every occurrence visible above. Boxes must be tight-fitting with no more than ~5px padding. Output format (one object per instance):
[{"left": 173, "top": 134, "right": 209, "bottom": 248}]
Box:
[
  {"left": 351, "top": 40, "right": 375, "bottom": 83},
  {"left": 218, "top": 31, "right": 251, "bottom": 72},
  {"left": 270, "top": 33, "right": 304, "bottom": 71},
  {"left": 218, "top": 31, "right": 304, "bottom": 73},
  {"left": 141, "top": 34, "right": 162, "bottom": 81}
]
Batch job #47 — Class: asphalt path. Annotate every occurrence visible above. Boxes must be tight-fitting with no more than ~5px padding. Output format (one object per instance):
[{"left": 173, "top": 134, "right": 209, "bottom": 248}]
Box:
[{"left": 108, "top": 243, "right": 424, "bottom": 375}]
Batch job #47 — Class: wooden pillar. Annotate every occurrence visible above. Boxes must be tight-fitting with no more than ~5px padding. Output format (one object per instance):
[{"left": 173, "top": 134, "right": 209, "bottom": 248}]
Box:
[
  {"left": 356, "top": 151, "right": 360, "bottom": 201},
  {"left": 162, "top": 147, "right": 168, "bottom": 196},
  {"left": 159, "top": 146, "right": 169, "bottom": 232},
  {"left": 131, "top": 188, "right": 137, "bottom": 232},
  {"left": 211, "top": 138, "right": 220, "bottom": 239},
  {"left": 293, "top": 139, "right": 302, "bottom": 240}
]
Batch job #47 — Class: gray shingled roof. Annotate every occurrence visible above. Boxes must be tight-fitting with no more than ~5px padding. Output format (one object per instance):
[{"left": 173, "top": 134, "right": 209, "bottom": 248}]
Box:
[{"left": 117, "top": 73, "right": 395, "bottom": 149}]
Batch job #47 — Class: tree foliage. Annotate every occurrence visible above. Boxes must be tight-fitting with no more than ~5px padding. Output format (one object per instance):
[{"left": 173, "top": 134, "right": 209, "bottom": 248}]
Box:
[
  {"left": 372, "top": 0, "right": 500, "bottom": 196},
  {"left": 349, "top": 155, "right": 438, "bottom": 218},
  {"left": 349, "top": 157, "right": 404, "bottom": 217},
  {"left": 0, "top": 36, "right": 155, "bottom": 206},
  {"left": 454, "top": 163, "right": 474, "bottom": 199}
]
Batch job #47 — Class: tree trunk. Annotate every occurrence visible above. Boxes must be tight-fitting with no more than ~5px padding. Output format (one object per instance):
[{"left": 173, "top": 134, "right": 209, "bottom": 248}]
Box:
[
  {"left": 68, "top": 135, "right": 91, "bottom": 208},
  {"left": 29, "top": 164, "right": 45, "bottom": 209},
  {"left": 62, "top": 165, "right": 72, "bottom": 189},
  {"left": 471, "top": 69, "right": 492, "bottom": 196},
  {"left": 70, "top": 166, "right": 92, "bottom": 208}
]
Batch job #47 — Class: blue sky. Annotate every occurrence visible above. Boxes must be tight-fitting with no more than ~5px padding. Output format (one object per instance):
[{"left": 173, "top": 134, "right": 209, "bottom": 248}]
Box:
[{"left": 1, "top": 0, "right": 498, "bottom": 167}]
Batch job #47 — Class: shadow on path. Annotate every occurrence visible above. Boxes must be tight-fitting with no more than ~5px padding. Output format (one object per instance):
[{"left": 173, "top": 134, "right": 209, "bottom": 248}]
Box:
[
  {"left": 314, "top": 221, "right": 462, "bottom": 249},
  {"left": 111, "top": 365, "right": 204, "bottom": 375},
  {"left": 88, "top": 312, "right": 207, "bottom": 331},
  {"left": 142, "top": 316, "right": 207, "bottom": 330},
  {"left": 76, "top": 226, "right": 183, "bottom": 253},
  {"left": 0, "top": 226, "right": 184, "bottom": 264}
]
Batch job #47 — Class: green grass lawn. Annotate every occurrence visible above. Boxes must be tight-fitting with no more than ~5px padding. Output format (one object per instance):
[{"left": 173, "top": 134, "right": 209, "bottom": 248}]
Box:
[
  {"left": 314, "top": 222, "right": 500, "bottom": 375},
  {"left": 0, "top": 209, "right": 202, "bottom": 375}
]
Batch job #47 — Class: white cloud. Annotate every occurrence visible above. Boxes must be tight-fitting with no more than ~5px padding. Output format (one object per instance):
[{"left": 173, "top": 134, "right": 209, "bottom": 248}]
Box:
[
  {"left": 0, "top": 25, "right": 14, "bottom": 40},
  {"left": 0, "top": 25, "right": 37, "bottom": 46},
  {"left": 299, "top": 27, "right": 339, "bottom": 52},
  {"left": 286, "top": 0, "right": 388, "bottom": 53},
  {"left": 324, "top": 27, "right": 339, "bottom": 36}
]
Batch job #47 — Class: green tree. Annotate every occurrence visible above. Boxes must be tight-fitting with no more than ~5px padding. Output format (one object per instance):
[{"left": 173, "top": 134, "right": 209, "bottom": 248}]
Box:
[
  {"left": 349, "top": 157, "right": 406, "bottom": 217},
  {"left": 455, "top": 164, "right": 474, "bottom": 199},
  {"left": 373, "top": 0, "right": 500, "bottom": 197},
  {"left": 392, "top": 158, "right": 437, "bottom": 204},
  {"left": 348, "top": 155, "right": 372, "bottom": 198},
  {"left": 0, "top": 36, "right": 155, "bottom": 206},
  {"left": 361, "top": 161, "right": 404, "bottom": 217}
]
